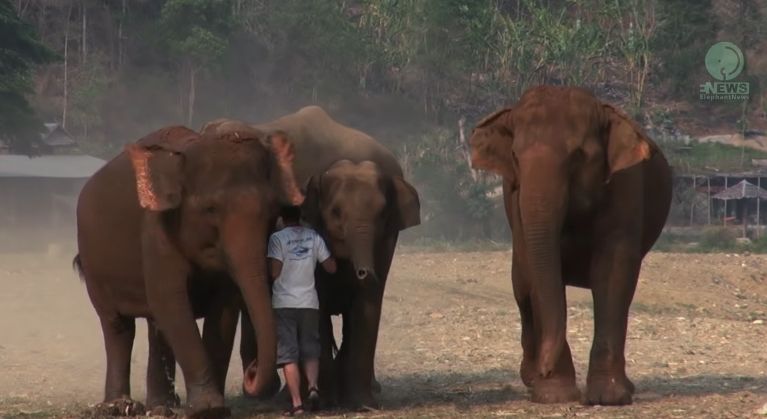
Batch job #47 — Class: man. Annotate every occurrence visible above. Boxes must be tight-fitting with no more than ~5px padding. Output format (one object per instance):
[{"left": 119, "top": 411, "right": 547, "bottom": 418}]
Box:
[{"left": 268, "top": 205, "right": 336, "bottom": 416}]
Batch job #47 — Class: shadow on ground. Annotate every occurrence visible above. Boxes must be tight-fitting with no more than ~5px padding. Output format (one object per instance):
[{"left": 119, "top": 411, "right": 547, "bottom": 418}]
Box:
[
  {"left": 2, "top": 372, "right": 765, "bottom": 418},
  {"left": 221, "top": 371, "right": 767, "bottom": 417}
]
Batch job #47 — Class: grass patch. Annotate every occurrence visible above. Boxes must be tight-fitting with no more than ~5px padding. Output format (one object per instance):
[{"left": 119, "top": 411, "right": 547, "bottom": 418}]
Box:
[
  {"left": 652, "top": 227, "right": 738, "bottom": 253},
  {"left": 659, "top": 140, "right": 767, "bottom": 173},
  {"left": 652, "top": 227, "right": 767, "bottom": 253}
]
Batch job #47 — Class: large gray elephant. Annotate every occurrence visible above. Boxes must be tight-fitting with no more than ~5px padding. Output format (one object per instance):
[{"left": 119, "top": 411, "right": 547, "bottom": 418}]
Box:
[
  {"left": 74, "top": 125, "right": 303, "bottom": 418},
  {"left": 202, "top": 107, "right": 420, "bottom": 409}
]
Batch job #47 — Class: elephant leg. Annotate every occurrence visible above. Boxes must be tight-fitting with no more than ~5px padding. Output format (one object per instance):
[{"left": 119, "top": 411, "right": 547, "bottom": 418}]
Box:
[
  {"left": 146, "top": 320, "right": 180, "bottom": 411},
  {"left": 201, "top": 288, "right": 240, "bottom": 396},
  {"left": 335, "top": 314, "right": 350, "bottom": 400},
  {"left": 148, "top": 296, "right": 227, "bottom": 417},
  {"left": 239, "top": 308, "right": 281, "bottom": 399},
  {"left": 318, "top": 310, "right": 338, "bottom": 406},
  {"left": 585, "top": 240, "right": 640, "bottom": 406},
  {"left": 371, "top": 371, "right": 382, "bottom": 394},
  {"left": 514, "top": 261, "right": 579, "bottom": 403},
  {"left": 339, "top": 286, "right": 384, "bottom": 409},
  {"left": 144, "top": 253, "right": 227, "bottom": 418},
  {"left": 239, "top": 306, "right": 256, "bottom": 374},
  {"left": 512, "top": 259, "right": 537, "bottom": 388},
  {"left": 100, "top": 314, "right": 136, "bottom": 402}
]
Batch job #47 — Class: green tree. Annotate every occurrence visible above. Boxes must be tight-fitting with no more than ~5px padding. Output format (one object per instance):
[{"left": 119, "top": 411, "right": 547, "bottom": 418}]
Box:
[
  {"left": 158, "top": 0, "right": 237, "bottom": 126},
  {"left": 653, "top": 0, "right": 718, "bottom": 96},
  {"left": 0, "top": 0, "right": 56, "bottom": 154}
]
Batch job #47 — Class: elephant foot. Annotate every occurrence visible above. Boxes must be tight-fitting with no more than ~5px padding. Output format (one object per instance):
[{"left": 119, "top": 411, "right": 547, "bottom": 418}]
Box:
[
  {"left": 147, "top": 405, "right": 177, "bottom": 417},
  {"left": 90, "top": 397, "right": 147, "bottom": 417},
  {"left": 519, "top": 358, "right": 537, "bottom": 388},
  {"left": 371, "top": 377, "right": 382, "bottom": 394},
  {"left": 185, "top": 406, "right": 231, "bottom": 419},
  {"left": 341, "top": 391, "right": 380, "bottom": 412},
  {"left": 530, "top": 377, "right": 581, "bottom": 404},
  {"left": 186, "top": 388, "right": 228, "bottom": 419},
  {"left": 585, "top": 374, "right": 634, "bottom": 406},
  {"left": 147, "top": 391, "right": 181, "bottom": 411}
]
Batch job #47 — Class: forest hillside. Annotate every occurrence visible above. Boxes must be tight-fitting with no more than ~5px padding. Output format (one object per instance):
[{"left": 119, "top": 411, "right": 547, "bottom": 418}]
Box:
[{"left": 2, "top": 0, "right": 766, "bottom": 240}]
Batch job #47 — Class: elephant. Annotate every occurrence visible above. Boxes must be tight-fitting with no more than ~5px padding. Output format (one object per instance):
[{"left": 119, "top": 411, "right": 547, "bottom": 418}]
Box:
[
  {"left": 201, "top": 107, "right": 420, "bottom": 408},
  {"left": 469, "top": 85, "right": 672, "bottom": 406},
  {"left": 302, "top": 159, "right": 420, "bottom": 409},
  {"left": 74, "top": 124, "right": 304, "bottom": 418}
]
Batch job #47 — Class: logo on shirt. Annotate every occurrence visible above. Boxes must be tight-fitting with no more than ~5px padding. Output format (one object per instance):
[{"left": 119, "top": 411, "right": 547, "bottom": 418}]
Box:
[{"left": 290, "top": 245, "right": 311, "bottom": 258}]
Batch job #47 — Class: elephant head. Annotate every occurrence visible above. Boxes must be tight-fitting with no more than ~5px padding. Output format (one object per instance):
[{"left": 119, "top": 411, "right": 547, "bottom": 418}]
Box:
[
  {"left": 125, "top": 124, "right": 304, "bottom": 397},
  {"left": 302, "top": 160, "right": 420, "bottom": 280},
  {"left": 468, "top": 85, "right": 656, "bottom": 377}
]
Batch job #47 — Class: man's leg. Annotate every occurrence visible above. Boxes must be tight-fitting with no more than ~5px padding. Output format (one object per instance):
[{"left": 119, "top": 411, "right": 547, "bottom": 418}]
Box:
[
  {"left": 299, "top": 309, "right": 322, "bottom": 410},
  {"left": 303, "top": 359, "right": 319, "bottom": 390},
  {"left": 283, "top": 362, "right": 303, "bottom": 410},
  {"left": 276, "top": 309, "right": 303, "bottom": 413}
]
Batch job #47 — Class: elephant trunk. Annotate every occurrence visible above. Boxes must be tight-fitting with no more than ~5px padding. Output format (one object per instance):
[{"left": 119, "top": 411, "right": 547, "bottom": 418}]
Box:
[
  {"left": 518, "top": 152, "right": 568, "bottom": 380},
  {"left": 349, "top": 223, "right": 377, "bottom": 281},
  {"left": 221, "top": 208, "right": 276, "bottom": 397}
]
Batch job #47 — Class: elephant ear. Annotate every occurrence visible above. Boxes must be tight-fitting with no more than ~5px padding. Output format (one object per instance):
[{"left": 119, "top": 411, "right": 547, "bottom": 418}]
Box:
[
  {"left": 301, "top": 174, "right": 323, "bottom": 228},
  {"left": 469, "top": 108, "right": 517, "bottom": 185},
  {"left": 603, "top": 104, "right": 655, "bottom": 183},
  {"left": 390, "top": 176, "right": 421, "bottom": 231},
  {"left": 126, "top": 143, "right": 184, "bottom": 211},
  {"left": 264, "top": 131, "right": 305, "bottom": 206}
]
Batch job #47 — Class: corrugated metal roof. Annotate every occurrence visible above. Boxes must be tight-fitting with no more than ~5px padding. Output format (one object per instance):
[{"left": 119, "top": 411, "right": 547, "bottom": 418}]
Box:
[
  {"left": 0, "top": 154, "right": 106, "bottom": 178},
  {"left": 712, "top": 180, "right": 767, "bottom": 200}
]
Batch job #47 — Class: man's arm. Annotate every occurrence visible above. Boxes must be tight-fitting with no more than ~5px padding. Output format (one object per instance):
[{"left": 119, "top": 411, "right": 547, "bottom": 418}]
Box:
[
  {"left": 315, "top": 233, "right": 337, "bottom": 274},
  {"left": 266, "top": 233, "right": 283, "bottom": 283},
  {"left": 269, "top": 257, "right": 283, "bottom": 282},
  {"left": 321, "top": 256, "right": 337, "bottom": 274}
]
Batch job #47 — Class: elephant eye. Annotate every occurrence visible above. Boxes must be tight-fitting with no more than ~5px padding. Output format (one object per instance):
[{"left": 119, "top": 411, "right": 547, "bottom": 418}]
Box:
[
  {"left": 331, "top": 206, "right": 341, "bottom": 218},
  {"left": 203, "top": 204, "right": 217, "bottom": 215}
]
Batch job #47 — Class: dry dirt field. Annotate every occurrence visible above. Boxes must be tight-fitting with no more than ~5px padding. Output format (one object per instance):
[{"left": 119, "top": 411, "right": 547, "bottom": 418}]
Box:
[{"left": 2, "top": 248, "right": 767, "bottom": 418}]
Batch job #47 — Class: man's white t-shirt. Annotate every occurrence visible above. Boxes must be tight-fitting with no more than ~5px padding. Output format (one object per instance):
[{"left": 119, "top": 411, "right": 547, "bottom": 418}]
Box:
[{"left": 267, "top": 225, "right": 331, "bottom": 309}]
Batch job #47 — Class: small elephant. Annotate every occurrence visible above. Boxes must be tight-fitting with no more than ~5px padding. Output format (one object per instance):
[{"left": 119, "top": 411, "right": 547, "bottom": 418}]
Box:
[
  {"left": 302, "top": 159, "right": 420, "bottom": 409},
  {"left": 469, "top": 85, "right": 672, "bottom": 405},
  {"left": 74, "top": 124, "right": 303, "bottom": 418}
]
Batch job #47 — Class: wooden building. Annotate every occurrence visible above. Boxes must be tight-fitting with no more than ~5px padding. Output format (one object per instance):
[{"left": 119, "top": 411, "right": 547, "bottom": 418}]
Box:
[{"left": 674, "top": 170, "right": 767, "bottom": 236}]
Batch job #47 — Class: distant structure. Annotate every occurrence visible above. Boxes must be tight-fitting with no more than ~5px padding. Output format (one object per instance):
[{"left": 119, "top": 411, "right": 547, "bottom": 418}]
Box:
[{"left": 0, "top": 122, "right": 106, "bottom": 253}]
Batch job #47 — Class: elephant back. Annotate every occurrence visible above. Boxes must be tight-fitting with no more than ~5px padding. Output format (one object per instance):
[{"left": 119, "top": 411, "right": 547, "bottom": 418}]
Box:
[{"left": 253, "top": 106, "right": 403, "bottom": 186}]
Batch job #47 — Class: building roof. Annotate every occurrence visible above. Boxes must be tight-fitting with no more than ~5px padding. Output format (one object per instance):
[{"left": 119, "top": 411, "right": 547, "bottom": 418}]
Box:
[
  {"left": 0, "top": 154, "right": 106, "bottom": 178},
  {"left": 40, "top": 123, "right": 76, "bottom": 147},
  {"left": 712, "top": 179, "right": 767, "bottom": 200}
]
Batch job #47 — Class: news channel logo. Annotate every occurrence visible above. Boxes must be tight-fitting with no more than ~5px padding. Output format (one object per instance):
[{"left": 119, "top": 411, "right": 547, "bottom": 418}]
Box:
[{"left": 699, "top": 41, "right": 749, "bottom": 101}]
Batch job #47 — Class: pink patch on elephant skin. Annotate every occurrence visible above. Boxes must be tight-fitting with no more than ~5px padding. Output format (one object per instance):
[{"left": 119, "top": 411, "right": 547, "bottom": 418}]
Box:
[
  {"left": 269, "top": 132, "right": 305, "bottom": 206},
  {"left": 126, "top": 145, "right": 162, "bottom": 211}
]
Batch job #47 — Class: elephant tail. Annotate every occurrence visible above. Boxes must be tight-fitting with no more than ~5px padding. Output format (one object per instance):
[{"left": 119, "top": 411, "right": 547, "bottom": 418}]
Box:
[{"left": 72, "top": 254, "right": 84, "bottom": 281}]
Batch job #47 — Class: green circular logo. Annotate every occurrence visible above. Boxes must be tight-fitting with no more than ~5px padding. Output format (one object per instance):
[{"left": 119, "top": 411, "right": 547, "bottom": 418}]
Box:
[{"left": 705, "top": 41, "right": 745, "bottom": 81}]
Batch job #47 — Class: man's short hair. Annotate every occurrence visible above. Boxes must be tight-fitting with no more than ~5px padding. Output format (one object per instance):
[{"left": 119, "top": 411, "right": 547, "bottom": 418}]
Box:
[{"left": 281, "top": 205, "right": 301, "bottom": 223}]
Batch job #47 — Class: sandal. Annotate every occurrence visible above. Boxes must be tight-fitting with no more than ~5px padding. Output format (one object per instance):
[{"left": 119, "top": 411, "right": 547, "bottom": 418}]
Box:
[
  {"left": 307, "top": 387, "right": 320, "bottom": 411},
  {"left": 283, "top": 404, "right": 304, "bottom": 416}
]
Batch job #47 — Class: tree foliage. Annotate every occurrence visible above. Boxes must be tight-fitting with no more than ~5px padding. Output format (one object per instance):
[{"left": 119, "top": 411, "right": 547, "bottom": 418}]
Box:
[
  {"left": 0, "top": 0, "right": 56, "bottom": 153},
  {"left": 5, "top": 0, "right": 767, "bottom": 239}
]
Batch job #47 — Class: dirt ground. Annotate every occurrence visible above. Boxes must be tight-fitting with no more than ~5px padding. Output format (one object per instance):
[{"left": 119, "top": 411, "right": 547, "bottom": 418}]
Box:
[{"left": 2, "top": 247, "right": 767, "bottom": 418}]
